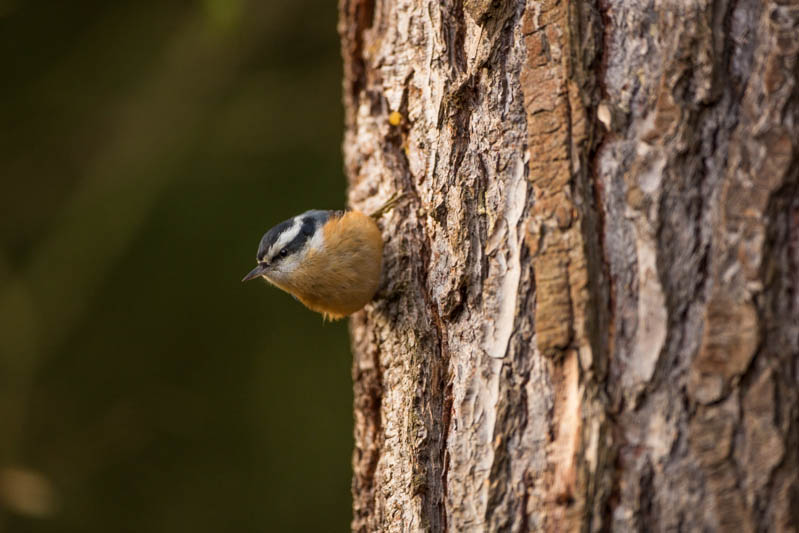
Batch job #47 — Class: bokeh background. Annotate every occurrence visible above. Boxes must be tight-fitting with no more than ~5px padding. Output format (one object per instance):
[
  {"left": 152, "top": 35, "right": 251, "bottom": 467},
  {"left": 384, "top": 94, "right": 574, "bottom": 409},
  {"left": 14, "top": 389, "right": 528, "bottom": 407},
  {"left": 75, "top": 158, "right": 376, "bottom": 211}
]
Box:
[{"left": 0, "top": 1, "right": 353, "bottom": 531}]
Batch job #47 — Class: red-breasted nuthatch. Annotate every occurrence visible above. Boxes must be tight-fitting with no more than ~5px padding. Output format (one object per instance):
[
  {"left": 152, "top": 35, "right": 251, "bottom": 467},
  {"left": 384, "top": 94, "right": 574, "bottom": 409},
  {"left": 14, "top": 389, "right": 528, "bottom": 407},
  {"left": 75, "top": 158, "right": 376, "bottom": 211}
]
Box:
[{"left": 242, "top": 208, "right": 384, "bottom": 320}]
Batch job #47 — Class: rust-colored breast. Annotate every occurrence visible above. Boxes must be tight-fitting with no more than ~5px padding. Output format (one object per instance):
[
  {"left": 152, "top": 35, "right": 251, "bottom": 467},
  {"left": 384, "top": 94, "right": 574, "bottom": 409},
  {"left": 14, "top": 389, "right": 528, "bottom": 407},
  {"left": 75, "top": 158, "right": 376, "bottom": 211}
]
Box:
[{"left": 291, "top": 211, "right": 383, "bottom": 320}]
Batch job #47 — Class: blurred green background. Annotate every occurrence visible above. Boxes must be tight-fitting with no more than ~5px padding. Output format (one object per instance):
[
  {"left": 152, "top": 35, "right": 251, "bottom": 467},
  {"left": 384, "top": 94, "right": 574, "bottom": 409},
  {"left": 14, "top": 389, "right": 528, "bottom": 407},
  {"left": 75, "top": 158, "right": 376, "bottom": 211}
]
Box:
[{"left": 0, "top": 1, "right": 353, "bottom": 531}]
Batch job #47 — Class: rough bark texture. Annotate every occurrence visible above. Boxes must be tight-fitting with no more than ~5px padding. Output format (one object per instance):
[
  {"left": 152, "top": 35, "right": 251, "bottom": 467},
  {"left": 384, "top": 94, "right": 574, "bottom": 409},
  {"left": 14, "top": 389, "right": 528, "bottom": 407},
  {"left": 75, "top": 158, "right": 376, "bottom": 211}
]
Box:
[{"left": 339, "top": 0, "right": 799, "bottom": 530}]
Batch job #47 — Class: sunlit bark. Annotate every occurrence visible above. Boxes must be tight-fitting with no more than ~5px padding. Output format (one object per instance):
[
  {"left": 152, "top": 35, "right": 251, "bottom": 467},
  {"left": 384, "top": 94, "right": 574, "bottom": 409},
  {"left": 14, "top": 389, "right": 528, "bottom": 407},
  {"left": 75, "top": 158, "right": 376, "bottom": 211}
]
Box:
[{"left": 340, "top": 0, "right": 799, "bottom": 530}]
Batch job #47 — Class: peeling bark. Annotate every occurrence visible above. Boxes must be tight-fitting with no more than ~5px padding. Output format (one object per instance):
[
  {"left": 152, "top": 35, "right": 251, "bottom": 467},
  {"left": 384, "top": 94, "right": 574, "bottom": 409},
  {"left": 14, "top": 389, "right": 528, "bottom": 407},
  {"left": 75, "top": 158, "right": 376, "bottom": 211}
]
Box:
[{"left": 339, "top": 0, "right": 799, "bottom": 530}]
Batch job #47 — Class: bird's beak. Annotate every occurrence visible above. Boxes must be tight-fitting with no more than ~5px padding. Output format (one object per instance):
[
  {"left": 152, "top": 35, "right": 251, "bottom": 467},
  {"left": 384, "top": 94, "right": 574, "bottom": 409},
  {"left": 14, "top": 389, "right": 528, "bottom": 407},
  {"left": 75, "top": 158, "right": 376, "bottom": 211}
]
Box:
[{"left": 242, "top": 264, "right": 267, "bottom": 282}]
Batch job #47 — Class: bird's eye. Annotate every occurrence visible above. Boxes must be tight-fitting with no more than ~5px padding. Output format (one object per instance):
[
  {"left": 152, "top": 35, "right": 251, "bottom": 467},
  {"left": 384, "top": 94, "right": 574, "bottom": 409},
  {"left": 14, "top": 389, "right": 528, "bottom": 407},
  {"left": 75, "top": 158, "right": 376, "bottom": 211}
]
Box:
[{"left": 279, "top": 248, "right": 288, "bottom": 258}]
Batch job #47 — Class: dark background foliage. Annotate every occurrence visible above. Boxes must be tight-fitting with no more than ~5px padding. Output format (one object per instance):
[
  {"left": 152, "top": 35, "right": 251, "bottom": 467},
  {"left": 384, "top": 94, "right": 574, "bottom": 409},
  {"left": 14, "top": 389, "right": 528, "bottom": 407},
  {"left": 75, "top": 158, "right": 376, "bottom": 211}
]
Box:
[{"left": 0, "top": 1, "right": 352, "bottom": 531}]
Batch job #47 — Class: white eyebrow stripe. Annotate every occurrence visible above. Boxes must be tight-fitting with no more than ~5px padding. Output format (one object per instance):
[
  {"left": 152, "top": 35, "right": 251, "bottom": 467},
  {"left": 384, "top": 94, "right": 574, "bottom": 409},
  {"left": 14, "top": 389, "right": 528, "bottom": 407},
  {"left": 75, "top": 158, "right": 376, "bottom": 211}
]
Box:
[
  {"left": 268, "top": 217, "right": 302, "bottom": 257},
  {"left": 308, "top": 223, "right": 325, "bottom": 251}
]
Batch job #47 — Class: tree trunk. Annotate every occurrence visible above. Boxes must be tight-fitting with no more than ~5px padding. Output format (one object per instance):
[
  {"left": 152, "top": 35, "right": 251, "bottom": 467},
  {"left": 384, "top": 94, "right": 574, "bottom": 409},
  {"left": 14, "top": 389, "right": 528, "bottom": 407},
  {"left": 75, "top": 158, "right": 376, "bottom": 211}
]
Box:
[{"left": 339, "top": 0, "right": 799, "bottom": 530}]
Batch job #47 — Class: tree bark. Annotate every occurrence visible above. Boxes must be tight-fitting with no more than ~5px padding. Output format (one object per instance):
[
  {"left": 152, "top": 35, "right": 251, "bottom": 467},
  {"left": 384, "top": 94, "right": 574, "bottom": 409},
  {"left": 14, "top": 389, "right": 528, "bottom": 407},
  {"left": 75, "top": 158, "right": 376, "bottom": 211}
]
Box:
[{"left": 339, "top": 0, "right": 799, "bottom": 530}]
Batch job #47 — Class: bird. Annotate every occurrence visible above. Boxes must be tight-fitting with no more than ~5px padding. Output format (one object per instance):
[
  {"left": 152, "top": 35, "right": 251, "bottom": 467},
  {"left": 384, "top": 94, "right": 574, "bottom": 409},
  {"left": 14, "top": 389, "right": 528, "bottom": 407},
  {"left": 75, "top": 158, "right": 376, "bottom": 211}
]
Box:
[{"left": 242, "top": 195, "right": 402, "bottom": 320}]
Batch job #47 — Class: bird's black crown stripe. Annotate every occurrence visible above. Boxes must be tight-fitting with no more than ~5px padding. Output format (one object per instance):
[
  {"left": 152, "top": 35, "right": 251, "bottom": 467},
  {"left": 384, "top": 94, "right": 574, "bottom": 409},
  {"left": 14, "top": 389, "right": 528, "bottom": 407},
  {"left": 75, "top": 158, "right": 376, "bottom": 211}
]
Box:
[{"left": 257, "top": 210, "right": 333, "bottom": 262}]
